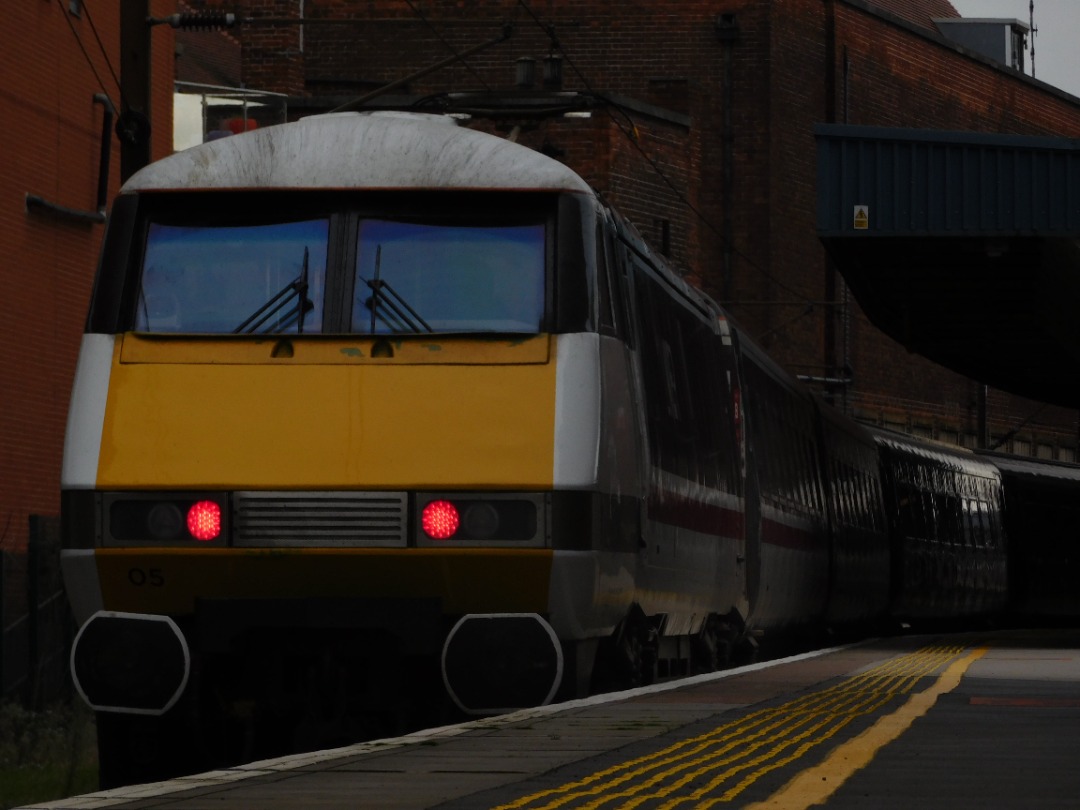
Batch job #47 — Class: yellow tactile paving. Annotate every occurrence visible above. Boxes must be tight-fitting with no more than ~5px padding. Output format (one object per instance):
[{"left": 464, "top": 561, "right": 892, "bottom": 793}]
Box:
[{"left": 494, "top": 643, "right": 979, "bottom": 809}]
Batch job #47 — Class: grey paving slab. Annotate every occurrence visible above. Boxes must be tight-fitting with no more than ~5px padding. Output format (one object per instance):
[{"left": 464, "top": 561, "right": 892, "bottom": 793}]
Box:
[
  {"left": 23, "top": 631, "right": 1080, "bottom": 810},
  {"left": 821, "top": 635, "right": 1080, "bottom": 810}
]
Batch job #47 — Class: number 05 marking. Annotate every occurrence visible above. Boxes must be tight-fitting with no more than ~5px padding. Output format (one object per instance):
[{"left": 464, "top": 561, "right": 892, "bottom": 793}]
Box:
[{"left": 127, "top": 567, "right": 165, "bottom": 587}]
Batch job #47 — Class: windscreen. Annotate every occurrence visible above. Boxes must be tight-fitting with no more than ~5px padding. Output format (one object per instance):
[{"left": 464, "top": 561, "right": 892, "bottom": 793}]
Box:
[
  {"left": 351, "top": 219, "right": 546, "bottom": 334},
  {"left": 129, "top": 208, "right": 548, "bottom": 335},
  {"left": 135, "top": 218, "right": 329, "bottom": 334}
]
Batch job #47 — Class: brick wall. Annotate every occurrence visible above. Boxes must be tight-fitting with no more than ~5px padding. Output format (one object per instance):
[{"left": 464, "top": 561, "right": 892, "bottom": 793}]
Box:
[
  {"left": 0, "top": 3, "right": 174, "bottom": 551},
  {"left": 241, "top": 0, "right": 305, "bottom": 93}
]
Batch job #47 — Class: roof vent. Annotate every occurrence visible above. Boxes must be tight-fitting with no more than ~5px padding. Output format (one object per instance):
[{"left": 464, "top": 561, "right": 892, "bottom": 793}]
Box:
[{"left": 935, "top": 18, "right": 1029, "bottom": 72}]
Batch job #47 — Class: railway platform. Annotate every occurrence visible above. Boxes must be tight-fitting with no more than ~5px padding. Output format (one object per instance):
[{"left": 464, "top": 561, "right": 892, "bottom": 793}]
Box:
[{"left": 23, "top": 627, "right": 1080, "bottom": 809}]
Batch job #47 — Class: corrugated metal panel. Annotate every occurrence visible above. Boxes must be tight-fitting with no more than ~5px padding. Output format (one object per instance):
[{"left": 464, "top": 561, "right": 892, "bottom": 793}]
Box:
[{"left": 816, "top": 125, "right": 1080, "bottom": 236}]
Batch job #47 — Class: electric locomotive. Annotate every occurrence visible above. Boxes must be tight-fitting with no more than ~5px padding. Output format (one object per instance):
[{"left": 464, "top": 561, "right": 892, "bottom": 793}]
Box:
[{"left": 61, "top": 111, "right": 770, "bottom": 785}]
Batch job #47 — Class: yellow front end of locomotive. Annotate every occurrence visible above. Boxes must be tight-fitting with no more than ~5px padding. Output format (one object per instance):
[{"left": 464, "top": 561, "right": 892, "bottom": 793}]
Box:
[
  {"left": 63, "top": 331, "right": 583, "bottom": 622},
  {"left": 98, "top": 333, "right": 557, "bottom": 490}
]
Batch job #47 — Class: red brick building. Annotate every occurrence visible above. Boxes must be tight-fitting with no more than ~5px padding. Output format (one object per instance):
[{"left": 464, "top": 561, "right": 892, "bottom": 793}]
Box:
[{"left": 0, "top": 3, "right": 174, "bottom": 552}]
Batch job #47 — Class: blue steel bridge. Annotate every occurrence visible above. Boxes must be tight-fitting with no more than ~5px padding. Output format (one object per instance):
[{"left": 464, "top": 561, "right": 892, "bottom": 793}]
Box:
[{"left": 817, "top": 125, "right": 1080, "bottom": 409}]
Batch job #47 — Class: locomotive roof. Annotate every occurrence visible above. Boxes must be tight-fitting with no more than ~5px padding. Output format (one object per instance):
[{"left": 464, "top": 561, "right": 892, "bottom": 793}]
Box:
[{"left": 121, "top": 112, "right": 595, "bottom": 195}]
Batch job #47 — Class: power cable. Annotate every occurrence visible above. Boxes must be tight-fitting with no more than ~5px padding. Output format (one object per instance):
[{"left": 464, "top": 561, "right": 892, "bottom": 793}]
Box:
[
  {"left": 78, "top": 1, "right": 124, "bottom": 98},
  {"left": 402, "top": 0, "right": 494, "bottom": 91}
]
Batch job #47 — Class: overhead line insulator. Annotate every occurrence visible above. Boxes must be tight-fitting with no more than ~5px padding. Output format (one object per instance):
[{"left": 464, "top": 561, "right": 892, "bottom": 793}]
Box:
[{"left": 150, "top": 12, "right": 237, "bottom": 31}]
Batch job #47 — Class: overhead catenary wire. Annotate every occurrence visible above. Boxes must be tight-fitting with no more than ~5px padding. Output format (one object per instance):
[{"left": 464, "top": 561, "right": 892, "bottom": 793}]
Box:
[
  {"left": 55, "top": 0, "right": 119, "bottom": 105},
  {"left": 330, "top": 25, "right": 513, "bottom": 113},
  {"left": 401, "top": 0, "right": 495, "bottom": 91},
  {"left": 77, "top": 0, "right": 124, "bottom": 96}
]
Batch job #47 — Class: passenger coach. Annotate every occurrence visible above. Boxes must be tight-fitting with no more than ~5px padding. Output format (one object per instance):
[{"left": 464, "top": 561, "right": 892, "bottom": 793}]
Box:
[{"left": 873, "top": 429, "right": 1009, "bottom": 620}]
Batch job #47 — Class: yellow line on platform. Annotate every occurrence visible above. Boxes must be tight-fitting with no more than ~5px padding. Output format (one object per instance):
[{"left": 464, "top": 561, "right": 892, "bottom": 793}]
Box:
[
  {"left": 741, "top": 645, "right": 989, "bottom": 810},
  {"left": 492, "top": 644, "right": 969, "bottom": 809}
]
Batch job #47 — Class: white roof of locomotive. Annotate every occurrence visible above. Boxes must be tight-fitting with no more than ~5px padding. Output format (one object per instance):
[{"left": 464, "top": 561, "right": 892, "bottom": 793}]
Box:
[{"left": 122, "top": 111, "right": 594, "bottom": 195}]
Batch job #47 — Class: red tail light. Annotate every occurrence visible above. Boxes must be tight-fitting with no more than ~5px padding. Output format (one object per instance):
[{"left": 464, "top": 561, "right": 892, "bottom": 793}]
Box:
[
  {"left": 187, "top": 500, "right": 222, "bottom": 541},
  {"left": 422, "top": 500, "right": 460, "bottom": 540}
]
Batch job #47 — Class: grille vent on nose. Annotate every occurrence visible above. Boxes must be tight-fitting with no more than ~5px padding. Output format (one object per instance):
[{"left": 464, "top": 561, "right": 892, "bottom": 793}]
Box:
[{"left": 232, "top": 491, "right": 408, "bottom": 547}]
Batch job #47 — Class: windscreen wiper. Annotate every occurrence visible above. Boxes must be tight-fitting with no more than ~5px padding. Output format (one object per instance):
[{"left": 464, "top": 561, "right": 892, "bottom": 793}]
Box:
[
  {"left": 233, "top": 248, "right": 314, "bottom": 334},
  {"left": 361, "top": 245, "right": 432, "bottom": 333}
]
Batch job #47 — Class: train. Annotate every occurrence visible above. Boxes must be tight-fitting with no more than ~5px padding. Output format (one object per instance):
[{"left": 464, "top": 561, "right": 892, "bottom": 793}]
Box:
[{"left": 58, "top": 111, "right": 1078, "bottom": 788}]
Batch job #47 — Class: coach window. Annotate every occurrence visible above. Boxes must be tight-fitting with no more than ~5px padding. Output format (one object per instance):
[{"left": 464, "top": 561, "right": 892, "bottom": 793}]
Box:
[
  {"left": 853, "top": 471, "right": 868, "bottom": 530},
  {"left": 851, "top": 470, "right": 864, "bottom": 528},
  {"left": 136, "top": 218, "right": 330, "bottom": 334},
  {"left": 854, "top": 469, "right": 867, "bottom": 528},
  {"left": 989, "top": 496, "right": 1005, "bottom": 550},
  {"left": 976, "top": 498, "right": 987, "bottom": 547},
  {"left": 977, "top": 499, "right": 993, "bottom": 548},
  {"left": 611, "top": 241, "right": 638, "bottom": 348},
  {"left": 826, "top": 458, "right": 839, "bottom": 523},
  {"left": 794, "top": 422, "right": 808, "bottom": 507},
  {"left": 757, "top": 393, "right": 779, "bottom": 502},
  {"left": 961, "top": 498, "right": 974, "bottom": 547},
  {"left": 945, "top": 492, "right": 964, "bottom": 547},
  {"left": 827, "top": 459, "right": 842, "bottom": 524},
  {"left": 915, "top": 487, "right": 932, "bottom": 541},
  {"left": 795, "top": 430, "right": 811, "bottom": 510},
  {"left": 931, "top": 488, "right": 945, "bottom": 542},
  {"left": 783, "top": 409, "right": 800, "bottom": 506},
  {"left": 350, "top": 219, "right": 545, "bottom": 334},
  {"left": 631, "top": 263, "right": 733, "bottom": 490},
  {"left": 597, "top": 226, "right": 622, "bottom": 339},
  {"left": 896, "top": 482, "right": 917, "bottom": 539},
  {"left": 838, "top": 467, "right": 852, "bottom": 527},
  {"left": 920, "top": 489, "right": 936, "bottom": 543},
  {"left": 851, "top": 470, "right": 864, "bottom": 529},
  {"left": 868, "top": 475, "right": 883, "bottom": 532}
]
